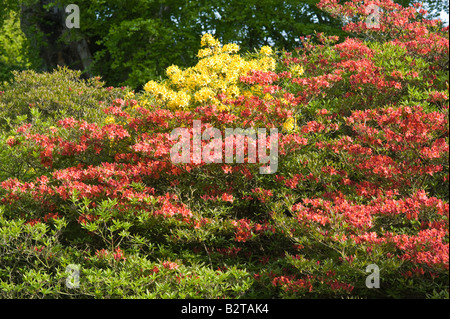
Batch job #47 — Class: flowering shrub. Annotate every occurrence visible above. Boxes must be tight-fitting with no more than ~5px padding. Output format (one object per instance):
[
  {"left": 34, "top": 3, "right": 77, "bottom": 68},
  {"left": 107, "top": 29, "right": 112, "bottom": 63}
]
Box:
[
  {"left": 0, "top": 67, "right": 128, "bottom": 183},
  {"left": 142, "top": 33, "right": 277, "bottom": 111},
  {"left": 0, "top": 0, "right": 448, "bottom": 299}
]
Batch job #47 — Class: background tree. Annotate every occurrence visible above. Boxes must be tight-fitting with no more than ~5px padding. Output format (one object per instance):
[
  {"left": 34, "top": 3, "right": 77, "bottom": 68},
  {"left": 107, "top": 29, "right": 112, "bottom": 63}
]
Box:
[
  {"left": 0, "top": 0, "right": 448, "bottom": 88},
  {"left": 0, "top": 9, "right": 32, "bottom": 82}
]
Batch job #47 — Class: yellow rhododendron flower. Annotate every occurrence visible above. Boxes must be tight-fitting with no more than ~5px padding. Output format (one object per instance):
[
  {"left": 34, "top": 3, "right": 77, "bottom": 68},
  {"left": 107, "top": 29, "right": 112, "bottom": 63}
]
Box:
[
  {"left": 201, "top": 33, "right": 220, "bottom": 48},
  {"left": 166, "top": 65, "right": 181, "bottom": 76},
  {"left": 290, "top": 64, "right": 305, "bottom": 76},
  {"left": 242, "top": 90, "right": 253, "bottom": 98},
  {"left": 260, "top": 45, "right": 273, "bottom": 56},
  {"left": 222, "top": 43, "right": 240, "bottom": 54},
  {"left": 226, "top": 85, "right": 240, "bottom": 98},
  {"left": 140, "top": 34, "right": 287, "bottom": 111},
  {"left": 197, "top": 48, "right": 213, "bottom": 58},
  {"left": 144, "top": 80, "right": 159, "bottom": 93},
  {"left": 216, "top": 102, "right": 230, "bottom": 112},
  {"left": 283, "top": 117, "right": 296, "bottom": 132},
  {"left": 195, "top": 87, "right": 215, "bottom": 103},
  {"left": 124, "top": 91, "right": 135, "bottom": 100},
  {"left": 264, "top": 93, "right": 273, "bottom": 101},
  {"left": 259, "top": 56, "right": 276, "bottom": 71},
  {"left": 168, "top": 91, "right": 191, "bottom": 109},
  {"left": 104, "top": 116, "right": 116, "bottom": 125}
]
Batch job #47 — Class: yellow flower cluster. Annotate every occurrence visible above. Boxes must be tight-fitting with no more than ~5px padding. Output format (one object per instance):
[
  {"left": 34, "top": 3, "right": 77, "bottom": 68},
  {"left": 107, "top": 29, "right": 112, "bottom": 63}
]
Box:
[
  {"left": 143, "top": 33, "right": 276, "bottom": 110},
  {"left": 124, "top": 91, "right": 135, "bottom": 100},
  {"left": 290, "top": 64, "right": 305, "bottom": 77},
  {"left": 104, "top": 116, "right": 116, "bottom": 125},
  {"left": 282, "top": 116, "right": 296, "bottom": 132},
  {"left": 260, "top": 46, "right": 273, "bottom": 56}
]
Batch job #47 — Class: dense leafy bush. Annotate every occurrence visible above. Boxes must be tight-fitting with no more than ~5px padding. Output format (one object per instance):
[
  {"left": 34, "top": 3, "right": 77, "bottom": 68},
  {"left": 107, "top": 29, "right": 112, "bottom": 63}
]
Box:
[
  {"left": 0, "top": 0, "right": 448, "bottom": 299},
  {"left": 0, "top": 67, "right": 127, "bottom": 127}
]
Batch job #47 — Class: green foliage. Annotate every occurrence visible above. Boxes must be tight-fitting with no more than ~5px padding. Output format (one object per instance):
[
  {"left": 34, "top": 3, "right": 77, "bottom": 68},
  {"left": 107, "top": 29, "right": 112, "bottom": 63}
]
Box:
[
  {"left": 1, "top": 0, "right": 448, "bottom": 88},
  {"left": 0, "top": 114, "right": 38, "bottom": 183},
  {"left": 0, "top": 199, "right": 255, "bottom": 299},
  {"left": 6, "top": 0, "right": 349, "bottom": 89},
  {"left": 0, "top": 10, "right": 30, "bottom": 82},
  {"left": 89, "top": 0, "right": 348, "bottom": 88},
  {"left": 0, "top": 67, "right": 126, "bottom": 127}
]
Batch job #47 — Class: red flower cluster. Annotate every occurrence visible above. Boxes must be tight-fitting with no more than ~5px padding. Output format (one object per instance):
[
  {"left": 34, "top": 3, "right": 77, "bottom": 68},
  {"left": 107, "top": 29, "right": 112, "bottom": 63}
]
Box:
[{"left": 231, "top": 219, "right": 276, "bottom": 242}]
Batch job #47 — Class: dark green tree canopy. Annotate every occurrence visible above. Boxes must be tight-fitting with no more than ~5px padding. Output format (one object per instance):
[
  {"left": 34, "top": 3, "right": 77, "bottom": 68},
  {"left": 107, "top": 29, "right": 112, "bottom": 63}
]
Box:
[{"left": 1, "top": 0, "right": 448, "bottom": 88}]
